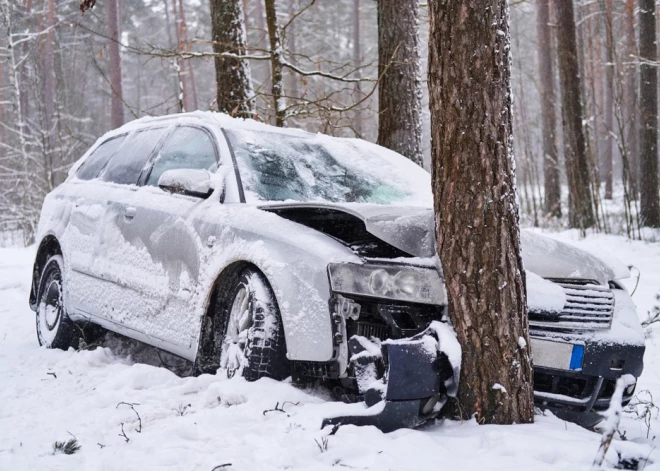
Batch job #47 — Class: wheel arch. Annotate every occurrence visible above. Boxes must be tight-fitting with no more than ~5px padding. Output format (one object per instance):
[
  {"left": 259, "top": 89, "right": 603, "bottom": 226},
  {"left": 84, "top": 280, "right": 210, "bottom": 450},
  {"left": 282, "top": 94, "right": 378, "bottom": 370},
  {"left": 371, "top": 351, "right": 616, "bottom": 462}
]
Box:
[
  {"left": 194, "top": 260, "right": 274, "bottom": 374},
  {"left": 29, "top": 234, "right": 63, "bottom": 311}
]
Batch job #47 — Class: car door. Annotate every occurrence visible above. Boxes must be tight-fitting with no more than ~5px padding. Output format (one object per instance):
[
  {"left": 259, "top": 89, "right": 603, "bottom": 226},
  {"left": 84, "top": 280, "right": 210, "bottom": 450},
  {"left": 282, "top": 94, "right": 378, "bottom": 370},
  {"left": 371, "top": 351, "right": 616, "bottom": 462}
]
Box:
[
  {"left": 88, "top": 126, "right": 171, "bottom": 328},
  {"left": 63, "top": 134, "right": 129, "bottom": 318},
  {"left": 103, "top": 125, "right": 221, "bottom": 351}
]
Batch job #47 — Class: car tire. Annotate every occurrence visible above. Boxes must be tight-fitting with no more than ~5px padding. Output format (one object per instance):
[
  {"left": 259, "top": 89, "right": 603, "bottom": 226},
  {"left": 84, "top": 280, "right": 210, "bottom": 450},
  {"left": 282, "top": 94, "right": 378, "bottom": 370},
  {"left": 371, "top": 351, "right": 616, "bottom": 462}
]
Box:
[
  {"left": 35, "top": 255, "right": 82, "bottom": 350},
  {"left": 219, "top": 268, "right": 289, "bottom": 381}
]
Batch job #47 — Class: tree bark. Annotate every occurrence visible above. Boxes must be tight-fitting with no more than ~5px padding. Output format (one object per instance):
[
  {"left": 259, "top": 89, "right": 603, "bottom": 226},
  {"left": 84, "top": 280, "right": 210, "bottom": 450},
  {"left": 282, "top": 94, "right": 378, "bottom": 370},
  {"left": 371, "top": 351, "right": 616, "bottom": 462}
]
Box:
[
  {"left": 625, "top": 0, "right": 639, "bottom": 197},
  {"left": 537, "top": 0, "right": 561, "bottom": 218},
  {"left": 107, "top": 0, "right": 124, "bottom": 128},
  {"left": 377, "top": 0, "right": 423, "bottom": 166},
  {"left": 638, "top": 0, "right": 660, "bottom": 227},
  {"left": 264, "top": 0, "right": 286, "bottom": 127},
  {"left": 210, "top": 0, "right": 254, "bottom": 117},
  {"left": 555, "top": 0, "right": 595, "bottom": 229},
  {"left": 602, "top": 0, "right": 614, "bottom": 200},
  {"left": 428, "top": 0, "right": 534, "bottom": 424}
]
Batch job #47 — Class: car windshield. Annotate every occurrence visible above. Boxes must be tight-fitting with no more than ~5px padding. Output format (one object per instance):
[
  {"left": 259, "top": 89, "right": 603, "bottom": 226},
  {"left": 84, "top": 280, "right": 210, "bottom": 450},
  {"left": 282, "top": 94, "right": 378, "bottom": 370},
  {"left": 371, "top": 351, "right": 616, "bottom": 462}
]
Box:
[{"left": 224, "top": 128, "right": 432, "bottom": 206}]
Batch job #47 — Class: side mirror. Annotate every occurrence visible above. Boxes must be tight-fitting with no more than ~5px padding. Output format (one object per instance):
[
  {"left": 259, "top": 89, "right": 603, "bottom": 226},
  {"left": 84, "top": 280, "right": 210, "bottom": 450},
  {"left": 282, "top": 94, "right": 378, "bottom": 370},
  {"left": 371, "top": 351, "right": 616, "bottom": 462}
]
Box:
[{"left": 158, "top": 169, "right": 213, "bottom": 198}]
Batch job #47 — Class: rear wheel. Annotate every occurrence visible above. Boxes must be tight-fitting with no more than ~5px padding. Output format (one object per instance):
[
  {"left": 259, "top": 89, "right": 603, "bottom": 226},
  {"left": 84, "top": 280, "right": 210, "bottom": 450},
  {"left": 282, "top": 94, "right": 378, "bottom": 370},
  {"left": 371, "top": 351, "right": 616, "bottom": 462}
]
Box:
[
  {"left": 36, "top": 255, "right": 81, "bottom": 349},
  {"left": 219, "top": 269, "right": 289, "bottom": 381}
]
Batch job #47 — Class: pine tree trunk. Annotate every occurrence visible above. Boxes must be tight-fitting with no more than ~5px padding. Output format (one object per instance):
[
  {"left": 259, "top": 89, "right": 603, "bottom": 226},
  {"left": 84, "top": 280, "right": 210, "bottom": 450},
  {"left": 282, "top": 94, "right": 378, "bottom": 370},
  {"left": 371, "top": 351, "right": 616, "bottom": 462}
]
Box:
[
  {"left": 625, "top": 0, "right": 639, "bottom": 198},
  {"left": 602, "top": 0, "right": 614, "bottom": 200},
  {"left": 377, "top": 0, "right": 423, "bottom": 166},
  {"left": 555, "top": 0, "right": 595, "bottom": 229},
  {"left": 210, "top": 0, "right": 254, "bottom": 117},
  {"left": 107, "top": 0, "right": 124, "bottom": 128},
  {"left": 428, "top": 0, "right": 534, "bottom": 425},
  {"left": 264, "top": 0, "right": 286, "bottom": 127},
  {"left": 638, "top": 0, "right": 660, "bottom": 227},
  {"left": 537, "top": 0, "right": 561, "bottom": 218}
]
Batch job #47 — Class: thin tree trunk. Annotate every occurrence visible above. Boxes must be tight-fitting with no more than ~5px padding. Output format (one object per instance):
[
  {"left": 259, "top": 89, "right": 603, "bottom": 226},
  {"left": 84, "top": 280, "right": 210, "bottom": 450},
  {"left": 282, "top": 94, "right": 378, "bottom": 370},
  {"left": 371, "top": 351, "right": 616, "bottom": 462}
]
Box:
[
  {"left": 555, "top": 0, "right": 595, "bottom": 229},
  {"left": 107, "top": 0, "right": 124, "bottom": 128},
  {"left": 625, "top": 0, "right": 639, "bottom": 197},
  {"left": 210, "top": 0, "right": 254, "bottom": 117},
  {"left": 602, "top": 0, "right": 614, "bottom": 199},
  {"left": 428, "top": 0, "right": 533, "bottom": 424},
  {"left": 638, "top": 0, "right": 660, "bottom": 226},
  {"left": 377, "top": 0, "right": 423, "bottom": 166},
  {"left": 352, "top": 0, "right": 362, "bottom": 137},
  {"left": 286, "top": 0, "right": 297, "bottom": 95},
  {"left": 537, "top": 0, "right": 561, "bottom": 218},
  {"left": 264, "top": 0, "right": 286, "bottom": 127}
]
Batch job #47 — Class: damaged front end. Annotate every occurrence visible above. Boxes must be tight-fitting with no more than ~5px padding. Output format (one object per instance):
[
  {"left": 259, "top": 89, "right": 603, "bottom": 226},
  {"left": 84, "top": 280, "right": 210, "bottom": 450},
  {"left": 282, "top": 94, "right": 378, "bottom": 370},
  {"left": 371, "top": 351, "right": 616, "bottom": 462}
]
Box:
[
  {"left": 321, "top": 321, "right": 460, "bottom": 433},
  {"left": 317, "top": 263, "right": 461, "bottom": 432}
]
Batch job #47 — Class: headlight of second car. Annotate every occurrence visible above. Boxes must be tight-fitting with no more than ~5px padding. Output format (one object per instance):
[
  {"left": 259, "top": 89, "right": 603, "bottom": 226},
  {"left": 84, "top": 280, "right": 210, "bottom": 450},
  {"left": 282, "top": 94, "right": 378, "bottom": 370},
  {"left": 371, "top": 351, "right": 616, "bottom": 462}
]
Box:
[{"left": 328, "top": 263, "right": 447, "bottom": 305}]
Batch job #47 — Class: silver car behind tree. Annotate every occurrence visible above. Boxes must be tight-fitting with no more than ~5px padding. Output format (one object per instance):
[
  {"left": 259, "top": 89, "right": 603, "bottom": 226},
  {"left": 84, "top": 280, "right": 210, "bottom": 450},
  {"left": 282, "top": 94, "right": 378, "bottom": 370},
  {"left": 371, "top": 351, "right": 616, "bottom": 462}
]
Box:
[{"left": 29, "top": 112, "right": 645, "bottom": 429}]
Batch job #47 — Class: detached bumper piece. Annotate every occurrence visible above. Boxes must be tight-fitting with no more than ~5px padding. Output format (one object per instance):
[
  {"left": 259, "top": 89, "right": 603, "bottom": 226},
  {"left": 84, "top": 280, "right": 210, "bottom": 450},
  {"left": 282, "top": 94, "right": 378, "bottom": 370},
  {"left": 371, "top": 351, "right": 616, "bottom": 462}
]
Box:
[{"left": 322, "top": 326, "right": 458, "bottom": 433}]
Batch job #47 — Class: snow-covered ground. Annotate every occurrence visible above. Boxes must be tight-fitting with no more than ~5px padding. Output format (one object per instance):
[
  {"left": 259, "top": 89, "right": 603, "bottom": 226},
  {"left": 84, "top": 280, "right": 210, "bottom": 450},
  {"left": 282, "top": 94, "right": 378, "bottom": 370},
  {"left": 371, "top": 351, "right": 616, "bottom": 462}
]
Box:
[{"left": 1, "top": 231, "right": 660, "bottom": 470}]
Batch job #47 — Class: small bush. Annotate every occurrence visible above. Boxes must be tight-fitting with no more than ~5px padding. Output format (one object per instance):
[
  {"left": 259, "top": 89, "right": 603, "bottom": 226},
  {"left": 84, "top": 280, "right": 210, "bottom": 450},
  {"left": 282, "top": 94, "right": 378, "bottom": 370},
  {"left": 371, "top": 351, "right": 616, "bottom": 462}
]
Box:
[{"left": 52, "top": 438, "right": 81, "bottom": 455}]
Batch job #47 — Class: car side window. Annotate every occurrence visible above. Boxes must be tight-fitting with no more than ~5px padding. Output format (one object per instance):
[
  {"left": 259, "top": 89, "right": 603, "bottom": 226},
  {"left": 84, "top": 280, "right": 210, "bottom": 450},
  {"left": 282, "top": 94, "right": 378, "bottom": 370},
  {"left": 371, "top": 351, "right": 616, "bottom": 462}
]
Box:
[
  {"left": 99, "top": 128, "right": 166, "bottom": 185},
  {"left": 145, "top": 126, "right": 218, "bottom": 187},
  {"left": 76, "top": 135, "right": 126, "bottom": 180}
]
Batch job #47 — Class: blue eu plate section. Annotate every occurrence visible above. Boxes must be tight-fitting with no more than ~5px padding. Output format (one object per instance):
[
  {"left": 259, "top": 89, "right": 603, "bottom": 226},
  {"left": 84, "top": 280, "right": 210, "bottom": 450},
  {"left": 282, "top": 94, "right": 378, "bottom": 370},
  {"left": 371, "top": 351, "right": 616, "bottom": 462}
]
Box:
[{"left": 569, "top": 345, "right": 585, "bottom": 370}]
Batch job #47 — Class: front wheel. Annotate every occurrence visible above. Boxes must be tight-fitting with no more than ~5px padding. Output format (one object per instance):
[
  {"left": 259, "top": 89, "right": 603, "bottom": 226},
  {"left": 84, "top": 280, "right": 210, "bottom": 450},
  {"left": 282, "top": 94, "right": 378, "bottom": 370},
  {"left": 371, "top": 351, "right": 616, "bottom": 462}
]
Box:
[
  {"left": 219, "top": 269, "right": 289, "bottom": 381},
  {"left": 35, "top": 255, "right": 81, "bottom": 349}
]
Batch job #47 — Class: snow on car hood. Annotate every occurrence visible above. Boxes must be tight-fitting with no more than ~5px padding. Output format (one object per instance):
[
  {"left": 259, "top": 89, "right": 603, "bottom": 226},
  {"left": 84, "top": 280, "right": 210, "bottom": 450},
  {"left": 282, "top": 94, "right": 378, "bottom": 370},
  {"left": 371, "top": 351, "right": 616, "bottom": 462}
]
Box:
[{"left": 259, "top": 202, "right": 619, "bottom": 285}]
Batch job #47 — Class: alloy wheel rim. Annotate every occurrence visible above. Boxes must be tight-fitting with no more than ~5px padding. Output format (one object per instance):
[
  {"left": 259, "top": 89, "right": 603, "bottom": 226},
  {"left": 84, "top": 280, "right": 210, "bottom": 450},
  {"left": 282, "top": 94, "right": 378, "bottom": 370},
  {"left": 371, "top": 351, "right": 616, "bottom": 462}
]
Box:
[{"left": 43, "top": 280, "right": 61, "bottom": 331}]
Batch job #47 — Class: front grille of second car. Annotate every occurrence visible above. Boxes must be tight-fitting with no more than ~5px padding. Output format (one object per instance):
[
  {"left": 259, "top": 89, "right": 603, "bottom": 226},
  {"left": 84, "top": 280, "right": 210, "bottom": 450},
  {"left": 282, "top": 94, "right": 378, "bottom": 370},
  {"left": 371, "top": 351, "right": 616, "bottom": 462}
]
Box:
[{"left": 529, "top": 279, "right": 615, "bottom": 332}]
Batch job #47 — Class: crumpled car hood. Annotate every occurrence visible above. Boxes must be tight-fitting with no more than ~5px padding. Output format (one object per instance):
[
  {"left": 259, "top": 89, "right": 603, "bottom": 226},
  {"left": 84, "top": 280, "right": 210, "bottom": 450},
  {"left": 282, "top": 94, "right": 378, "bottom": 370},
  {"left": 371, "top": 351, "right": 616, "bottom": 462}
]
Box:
[{"left": 259, "top": 202, "right": 621, "bottom": 285}]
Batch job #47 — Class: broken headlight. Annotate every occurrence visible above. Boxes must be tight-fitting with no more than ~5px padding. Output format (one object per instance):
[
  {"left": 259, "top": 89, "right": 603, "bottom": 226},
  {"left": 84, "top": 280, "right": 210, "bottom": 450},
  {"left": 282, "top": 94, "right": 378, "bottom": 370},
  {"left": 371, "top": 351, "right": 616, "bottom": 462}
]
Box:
[{"left": 328, "top": 263, "right": 447, "bottom": 305}]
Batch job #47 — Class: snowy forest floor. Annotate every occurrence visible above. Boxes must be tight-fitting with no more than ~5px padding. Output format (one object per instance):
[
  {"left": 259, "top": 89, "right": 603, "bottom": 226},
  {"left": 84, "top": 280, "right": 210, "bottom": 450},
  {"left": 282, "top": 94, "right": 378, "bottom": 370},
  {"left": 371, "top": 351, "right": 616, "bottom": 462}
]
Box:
[{"left": 1, "top": 230, "right": 660, "bottom": 470}]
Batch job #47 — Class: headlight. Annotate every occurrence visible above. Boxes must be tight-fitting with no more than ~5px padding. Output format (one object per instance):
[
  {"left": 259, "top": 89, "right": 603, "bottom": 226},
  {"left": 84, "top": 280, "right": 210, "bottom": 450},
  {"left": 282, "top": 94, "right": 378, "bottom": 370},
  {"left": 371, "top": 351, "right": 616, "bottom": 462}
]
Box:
[{"left": 328, "top": 263, "right": 447, "bottom": 305}]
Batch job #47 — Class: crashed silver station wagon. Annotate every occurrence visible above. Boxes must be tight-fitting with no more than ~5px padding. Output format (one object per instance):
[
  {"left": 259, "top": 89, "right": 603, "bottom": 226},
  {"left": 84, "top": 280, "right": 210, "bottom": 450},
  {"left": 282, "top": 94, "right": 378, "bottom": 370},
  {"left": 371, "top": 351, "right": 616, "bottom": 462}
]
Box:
[{"left": 30, "top": 112, "right": 645, "bottom": 430}]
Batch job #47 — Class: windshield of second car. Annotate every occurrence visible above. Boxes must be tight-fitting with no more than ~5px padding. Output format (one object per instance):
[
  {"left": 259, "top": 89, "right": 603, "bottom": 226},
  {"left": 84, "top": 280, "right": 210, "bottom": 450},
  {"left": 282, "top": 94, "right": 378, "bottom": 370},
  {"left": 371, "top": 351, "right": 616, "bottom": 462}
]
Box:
[{"left": 224, "top": 128, "right": 432, "bottom": 206}]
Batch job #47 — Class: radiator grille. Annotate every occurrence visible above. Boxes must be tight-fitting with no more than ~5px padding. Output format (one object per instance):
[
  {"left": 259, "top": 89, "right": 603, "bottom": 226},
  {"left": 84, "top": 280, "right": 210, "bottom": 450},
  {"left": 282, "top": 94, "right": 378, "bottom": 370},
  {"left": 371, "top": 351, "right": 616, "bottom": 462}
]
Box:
[
  {"left": 529, "top": 279, "right": 614, "bottom": 332},
  {"left": 356, "top": 321, "right": 389, "bottom": 340}
]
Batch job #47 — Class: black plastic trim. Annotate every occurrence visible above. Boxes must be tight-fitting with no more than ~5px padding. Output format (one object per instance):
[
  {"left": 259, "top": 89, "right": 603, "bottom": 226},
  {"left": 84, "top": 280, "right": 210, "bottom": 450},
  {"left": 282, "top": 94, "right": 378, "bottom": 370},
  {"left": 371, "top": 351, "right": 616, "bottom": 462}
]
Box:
[{"left": 220, "top": 128, "right": 246, "bottom": 203}]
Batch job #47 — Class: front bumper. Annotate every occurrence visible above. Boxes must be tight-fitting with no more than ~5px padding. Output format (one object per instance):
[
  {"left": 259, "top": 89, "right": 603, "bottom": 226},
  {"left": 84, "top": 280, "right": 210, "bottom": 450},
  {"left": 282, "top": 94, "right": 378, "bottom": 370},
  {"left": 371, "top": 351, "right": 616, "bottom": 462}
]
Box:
[
  {"left": 532, "top": 339, "right": 644, "bottom": 426},
  {"left": 322, "top": 332, "right": 644, "bottom": 431}
]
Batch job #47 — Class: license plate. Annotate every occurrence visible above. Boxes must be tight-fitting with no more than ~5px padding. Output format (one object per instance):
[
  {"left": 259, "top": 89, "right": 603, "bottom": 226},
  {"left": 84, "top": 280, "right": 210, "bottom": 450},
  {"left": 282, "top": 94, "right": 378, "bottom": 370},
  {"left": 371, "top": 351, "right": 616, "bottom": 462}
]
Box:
[{"left": 530, "top": 338, "right": 584, "bottom": 371}]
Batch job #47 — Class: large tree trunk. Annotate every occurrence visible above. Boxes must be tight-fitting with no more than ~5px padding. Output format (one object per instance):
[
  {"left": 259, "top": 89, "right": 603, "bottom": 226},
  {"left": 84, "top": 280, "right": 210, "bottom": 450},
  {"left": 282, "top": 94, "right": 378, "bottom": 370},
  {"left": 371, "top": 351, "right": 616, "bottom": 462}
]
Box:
[
  {"left": 428, "top": 0, "right": 534, "bottom": 424},
  {"left": 210, "top": 0, "right": 254, "bottom": 117},
  {"left": 625, "top": 0, "right": 639, "bottom": 197},
  {"left": 264, "top": 0, "right": 286, "bottom": 127},
  {"left": 638, "top": 0, "right": 660, "bottom": 227},
  {"left": 555, "top": 0, "right": 595, "bottom": 229},
  {"left": 107, "top": 0, "right": 124, "bottom": 128},
  {"left": 537, "top": 0, "right": 561, "bottom": 218},
  {"left": 602, "top": 0, "right": 614, "bottom": 200},
  {"left": 377, "top": 0, "right": 423, "bottom": 166}
]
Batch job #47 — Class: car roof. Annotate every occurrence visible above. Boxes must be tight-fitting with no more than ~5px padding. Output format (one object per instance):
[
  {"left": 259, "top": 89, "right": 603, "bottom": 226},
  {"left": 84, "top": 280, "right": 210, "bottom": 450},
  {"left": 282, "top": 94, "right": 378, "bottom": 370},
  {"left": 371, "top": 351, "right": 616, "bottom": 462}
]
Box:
[{"left": 104, "top": 111, "right": 316, "bottom": 141}]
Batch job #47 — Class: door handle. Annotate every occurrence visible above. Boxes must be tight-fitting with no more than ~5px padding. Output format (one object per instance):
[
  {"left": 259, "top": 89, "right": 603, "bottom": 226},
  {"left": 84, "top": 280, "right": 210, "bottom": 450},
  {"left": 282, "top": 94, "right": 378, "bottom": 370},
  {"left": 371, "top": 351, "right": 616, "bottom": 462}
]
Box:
[{"left": 123, "top": 206, "right": 137, "bottom": 221}]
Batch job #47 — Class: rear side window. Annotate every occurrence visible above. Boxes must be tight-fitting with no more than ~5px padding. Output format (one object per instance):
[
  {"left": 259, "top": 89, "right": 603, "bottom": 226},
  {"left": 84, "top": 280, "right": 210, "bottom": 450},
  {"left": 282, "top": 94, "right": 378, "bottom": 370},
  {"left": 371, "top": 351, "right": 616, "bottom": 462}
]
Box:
[
  {"left": 99, "top": 128, "right": 166, "bottom": 185},
  {"left": 145, "top": 127, "right": 218, "bottom": 186},
  {"left": 76, "top": 136, "right": 126, "bottom": 180}
]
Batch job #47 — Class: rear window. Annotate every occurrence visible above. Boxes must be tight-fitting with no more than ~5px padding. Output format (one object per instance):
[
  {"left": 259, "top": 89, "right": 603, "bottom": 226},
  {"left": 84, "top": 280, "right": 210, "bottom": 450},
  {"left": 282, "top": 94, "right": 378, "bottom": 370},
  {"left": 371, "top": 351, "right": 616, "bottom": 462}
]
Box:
[
  {"left": 76, "top": 136, "right": 126, "bottom": 180},
  {"left": 99, "top": 128, "right": 167, "bottom": 185}
]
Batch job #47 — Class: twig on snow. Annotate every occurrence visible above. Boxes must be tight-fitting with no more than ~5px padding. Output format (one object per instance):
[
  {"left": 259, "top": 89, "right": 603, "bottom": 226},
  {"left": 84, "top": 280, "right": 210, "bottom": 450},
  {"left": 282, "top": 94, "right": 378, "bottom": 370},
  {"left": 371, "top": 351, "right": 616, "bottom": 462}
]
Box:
[
  {"left": 116, "top": 402, "right": 142, "bottom": 433},
  {"left": 262, "top": 401, "right": 300, "bottom": 416}
]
